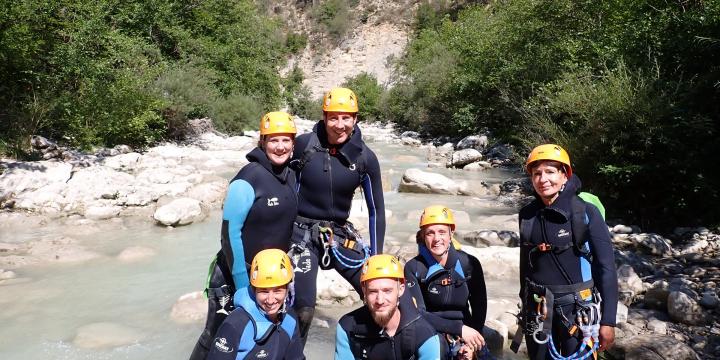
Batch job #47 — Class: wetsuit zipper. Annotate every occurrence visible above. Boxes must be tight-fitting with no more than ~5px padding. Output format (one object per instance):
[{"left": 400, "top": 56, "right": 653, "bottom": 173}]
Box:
[
  {"left": 539, "top": 210, "right": 573, "bottom": 284},
  {"left": 327, "top": 150, "right": 336, "bottom": 221}
]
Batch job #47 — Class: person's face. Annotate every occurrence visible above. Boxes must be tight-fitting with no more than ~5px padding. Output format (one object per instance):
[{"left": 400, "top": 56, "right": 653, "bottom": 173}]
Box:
[
  {"left": 422, "top": 224, "right": 452, "bottom": 258},
  {"left": 530, "top": 161, "right": 568, "bottom": 203},
  {"left": 363, "top": 277, "right": 404, "bottom": 327},
  {"left": 324, "top": 111, "right": 357, "bottom": 145},
  {"left": 262, "top": 134, "right": 294, "bottom": 166},
  {"left": 254, "top": 286, "right": 288, "bottom": 318}
]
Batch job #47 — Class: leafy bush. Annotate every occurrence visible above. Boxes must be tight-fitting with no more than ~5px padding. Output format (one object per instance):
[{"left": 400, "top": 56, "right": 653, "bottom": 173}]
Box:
[
  {"left": 342, "top": 73, "right": 384, "bottom": 122},
  {"left": 313, "top": 0, "right": 353, "bottom": 42}
]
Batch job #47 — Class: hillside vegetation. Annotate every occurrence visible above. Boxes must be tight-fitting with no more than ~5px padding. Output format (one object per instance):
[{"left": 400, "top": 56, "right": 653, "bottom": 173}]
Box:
[{"left": 374, "top": 0, "right": 720, "bottom": 230}]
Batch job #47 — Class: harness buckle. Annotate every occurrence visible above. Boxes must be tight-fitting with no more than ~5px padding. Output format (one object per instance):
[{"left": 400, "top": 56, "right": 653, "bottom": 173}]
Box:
[
  {"left": 440, "top": 277, "right": 453, "bottom": 286},
  {"left": 537, "top": 243, "right": 552, "bottom": 252}
]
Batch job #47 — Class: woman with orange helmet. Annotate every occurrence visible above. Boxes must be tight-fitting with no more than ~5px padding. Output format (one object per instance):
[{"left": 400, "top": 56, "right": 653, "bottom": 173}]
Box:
[
  {"left": 512, "top": 144, "right": 617, "bottom": 360},
  {"left": 190, "top": 112, "right": 299, "bottom": 360},
  {"left": 404, "top": 205, "right": 488, "bottom": 359},
  {"left": 207, "top": 249, "right": 304, "bottom": 360}
]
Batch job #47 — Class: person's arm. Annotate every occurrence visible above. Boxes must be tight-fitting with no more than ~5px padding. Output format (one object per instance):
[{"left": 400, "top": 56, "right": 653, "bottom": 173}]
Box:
[
  {"left": 586, "top": 204, "right": 617, "bottom": 326},
  {"left": 334, "top": 322, "right": 355, "bottom": 360},
  {"left": 416, "top": 334, "right": 443, "bottom": 360},
  {"left": 284, "top": 318, "right": 306, "bottom": 360},
  {"left": 404, "top": 262, "right": 464, "bottom": 335},
  {"left": 467, "top": 255, "right": 487, "bottom": 332},
  {"left": 206, "top": 315, "right": 244, "bottom": 360},
  {"left": 361, "top": 150, "right": 385, "bottom": 254},
  {"left": 221, "top": 178, "right": 255, "bottom": 298}
]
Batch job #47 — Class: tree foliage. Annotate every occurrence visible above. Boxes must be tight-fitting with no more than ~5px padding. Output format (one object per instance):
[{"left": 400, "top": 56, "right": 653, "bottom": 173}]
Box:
[
  {"left": 0, "top": 0, "right": 291, "bottom": 154},
  {"left": 387, "top": 0, "right": 720, "bottom": 229}
]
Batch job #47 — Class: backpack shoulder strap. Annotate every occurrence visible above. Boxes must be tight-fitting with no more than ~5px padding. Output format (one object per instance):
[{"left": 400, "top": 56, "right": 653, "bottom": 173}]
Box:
[
  {"left": 570, "top": 195, "right": 591, "bottom": 256},
  {"left": 292, "top": 132, "right": 324, "bottom": 172}
]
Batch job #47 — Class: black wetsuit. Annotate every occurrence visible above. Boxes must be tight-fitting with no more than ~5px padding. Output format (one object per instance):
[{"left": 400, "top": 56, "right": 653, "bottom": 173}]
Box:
[
  {"left": 335, "top": 298, "right": 445, "bottom": 360},
  {"left": 290, "top": 121, "right": 385, "bottom": 345},
  {"left": 189, "top": 147, "right": 297, "bottom": 360},
  {"left": 518, "top": 175, "right": 618, "bottom": 359},
  {"left": 207, "top": 288, "right": 304, "bottom": 360},
  {"left": 404, "top": 245, "right": 487, "bottom": 339}
]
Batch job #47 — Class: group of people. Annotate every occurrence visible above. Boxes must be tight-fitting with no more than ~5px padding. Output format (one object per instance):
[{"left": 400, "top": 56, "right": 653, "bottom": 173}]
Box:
[{"left": 187, "top": 86, "right": 618, "bottom": 360}]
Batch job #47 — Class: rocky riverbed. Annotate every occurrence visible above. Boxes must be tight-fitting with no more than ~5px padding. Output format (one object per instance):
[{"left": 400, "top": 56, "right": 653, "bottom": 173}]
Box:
[{"left": 0, "top": 120, "right": 716, "bottom": 359}]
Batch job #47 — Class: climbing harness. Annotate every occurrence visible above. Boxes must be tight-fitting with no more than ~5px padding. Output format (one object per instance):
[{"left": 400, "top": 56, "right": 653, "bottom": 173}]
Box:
[{"left": 319, "top": 226, "right": 370, "bottom": 269}]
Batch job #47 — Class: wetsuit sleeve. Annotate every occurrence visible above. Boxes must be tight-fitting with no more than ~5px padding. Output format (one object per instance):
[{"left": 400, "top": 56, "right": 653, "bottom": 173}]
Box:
[
  {"left": 586, "top": 204, "right": 618, "bottom": 326},
  {"left": 361, "top": 149, "right": 385, "bottom": 255},
  {"left": 222, "top": 179, "right": 255, "bottom": 294},
  {"left": 467, "top": 256, "right": 487, "bottom": 332},
  {"left": 404, "top": 262, "right": 464, "bottom": 335},
  {"left": 207, "top": 315, "right": 244, "bottom": 360},
  {"left": 416, "top": 334, "right": 442, "bottom": 360},
  {"left": 334, "top": 322, "right": 355, "bottom": 360}
]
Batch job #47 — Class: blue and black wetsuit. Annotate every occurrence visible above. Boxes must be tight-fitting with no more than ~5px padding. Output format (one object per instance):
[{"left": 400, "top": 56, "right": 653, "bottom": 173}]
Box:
[
  {"left": 290, "top": 121, "right": 385, "bottom": 345},
  {"left": 221, "top": 147, "right": 298, "bottom": 293},
  {"left": 189, "top": 147, "right": 297, "bottom": 360},
  {"left": 207, "top": 287, "right": 304, "bottom": 360},
  {"left": 517, "top": 175, "right": 618, "bottom": 359},
  {"left": 404, "top": 245, "right": 487, "bottom": 344},
  {"left": 335, "top": 297, "right": 445, "bottom": 360}
]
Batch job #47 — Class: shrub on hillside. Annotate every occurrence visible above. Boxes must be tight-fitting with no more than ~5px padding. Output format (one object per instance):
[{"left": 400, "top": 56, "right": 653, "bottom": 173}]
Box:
[{"left": 342, "top": 73, "right": 384, "bottom": 122}]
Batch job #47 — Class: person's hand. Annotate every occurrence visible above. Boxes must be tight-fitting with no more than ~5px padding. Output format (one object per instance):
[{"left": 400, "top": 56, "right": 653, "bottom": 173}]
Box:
[
  {"left": 461, "top": 325, "right": 485, "bottom": 349},
  {"left": 456, "top": 344, "right": 474, "bottom": 360},
  {"left": 599, "top": 325, "right": 615, "bottom": 352}
]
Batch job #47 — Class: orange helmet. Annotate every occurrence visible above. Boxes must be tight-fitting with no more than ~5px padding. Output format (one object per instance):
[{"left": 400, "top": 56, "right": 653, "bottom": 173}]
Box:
[{"left": 526, "top": 144, "right": 572, "bottom": 177}]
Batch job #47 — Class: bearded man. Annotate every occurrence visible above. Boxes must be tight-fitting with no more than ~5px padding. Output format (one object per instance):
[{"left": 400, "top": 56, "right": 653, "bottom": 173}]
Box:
[{"left": 334, "top": 255, "right": 445, "bottom": 360}]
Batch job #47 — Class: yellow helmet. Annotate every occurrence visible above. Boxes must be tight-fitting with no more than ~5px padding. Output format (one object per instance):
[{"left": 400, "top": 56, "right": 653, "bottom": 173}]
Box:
[
  {"left": 525, "top": 144, "right": 572, "bottom": 177},
  {"left": 259, "top": 111, "right": 297, "bottom": 136},
  {"left": 360, "top": 254, "right": 404, "bottom": 283},
  {"left": 419, "top": 205, "right": 456, "bottom": 230},
  {"left": 250, "top": 249, "right": 293, "bottom": 288},
  {"left": 322, "top": 87, "right": 359, "bottom": 113}
]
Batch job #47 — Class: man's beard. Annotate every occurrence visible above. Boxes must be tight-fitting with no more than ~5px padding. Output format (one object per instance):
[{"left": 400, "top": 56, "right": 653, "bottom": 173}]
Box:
[{"left": 370, "top": 302, "right": 398, "bottom": 328}]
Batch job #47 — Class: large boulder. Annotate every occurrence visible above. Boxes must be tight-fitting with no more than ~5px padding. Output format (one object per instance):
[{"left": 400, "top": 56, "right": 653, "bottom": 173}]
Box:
[
  {"left": 73, "top": 322, "right": 143, "bottom": 349},
  {"left": 627, "top": 233, "right": 674, "bottom": 256},
  {"left": 0, "top": 161, "right": 73, "bottom": 199},
  {"left": 398, "top": 168, "right": 461, "bottom": 195},
  {"left": 667, "top": 290, "right": 708, "bottom": 325},
  {"left": 456, "top": 135, "right": 489, "bottom": 151},
  {"left": 170, "top": 291, "right": 206, "bottom": 324},
  {"left": 153, "top": 198, "right": 205, "bottom": 226},
  {"left": 316, "top": 269, "right": 360, "bottom": 306},
  {"left": 449, "top": 149, "right": 483, "bottom": 168},
  {"left": 610, "top": 334, "right": 698, "bottom": 360},
  {"left": 185, "top": 181, "right": 228, "bottom": 208},
  {"left": 617, "top": 264, "right": 645, "bottom": 305},
  {"left": 83, "top": 205, "right": 122, "bottom": 220},
  {"left": 482, "top": 319, "right": 508, "bottom": 357},
  {"left": 461, "top": 246, "right": 520, "bottom": 281}
]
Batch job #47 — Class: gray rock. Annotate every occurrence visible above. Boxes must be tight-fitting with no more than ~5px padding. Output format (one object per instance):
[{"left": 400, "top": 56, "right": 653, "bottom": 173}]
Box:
[
  {"left": 610, "top": 334, "right": 699, "bottom": 360},
  {"left": 458, "top": 230, "right": 513, "bottom": 247},
  {"left": 462, "top": 161, "right": 489, "bottom": 171},
  {"left": 400, "top": 131, "right": 420, "bottom": 139},
  {"left": 73, "top": 322, "right": 143, "bottom": 349},
  {"left": 617, "top": 264, "right": 645, "bottom": 304},
  {"left": 0, "top": 269, "right": 17, "bottom": 280},
  {"left": 398, "top": 168, "right": 461, "bottom": 195},
  {"left": 629, "top": 233, "right": 674, "bottom": 256},
  {"left": 401, "top": 137, "right": 422, "bottom": 146},
  {"left": 84, "top": 205, "right": 122, "bottom": 220},
  {"left": 699, "top": 291, "right": 719, "bottom": 309},
  {"left": 668, "top": 290, "right": 708, "bottom": 325},
  {"left": 449, "top": 149, "right": 483, "bottom": 168},
  {"left": 616, "top": 302, "right": 629, "bottom": 324},
  {"left": 170, "top": 291, "right": 206, "bottom": 324},
  {"left": 153, "top": 198, "right": 205, "bottom": 226},
  {"left": 484, "top": 143, "right": 514, "bottom": 162},
  {"left": 647, "top": 319, "right": 667, "bottom": 334},
  {"left": 117, "top": 246, "right": 157, "bottom": 262},
  {"left": 456, "top": 135, "right": 489, "bottom": 151},
  {"left": 613, "top": 224, "right": 634, "bottom": 234}
]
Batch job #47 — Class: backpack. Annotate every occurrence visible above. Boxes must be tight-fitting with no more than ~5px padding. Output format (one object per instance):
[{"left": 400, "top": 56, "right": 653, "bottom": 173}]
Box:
[{"left": 569, "top": 191, "right": 606, "bottom": 258}]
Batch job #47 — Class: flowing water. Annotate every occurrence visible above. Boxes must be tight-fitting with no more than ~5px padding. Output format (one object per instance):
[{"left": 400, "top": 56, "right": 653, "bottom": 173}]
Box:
[{"left": 0, "top": 139, "right": 522, "bottom": 359}]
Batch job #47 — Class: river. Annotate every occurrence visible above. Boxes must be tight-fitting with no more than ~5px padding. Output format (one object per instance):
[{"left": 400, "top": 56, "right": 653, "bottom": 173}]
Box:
[{"left": 0, "top": 135, "right": 522, "bottom": 359}]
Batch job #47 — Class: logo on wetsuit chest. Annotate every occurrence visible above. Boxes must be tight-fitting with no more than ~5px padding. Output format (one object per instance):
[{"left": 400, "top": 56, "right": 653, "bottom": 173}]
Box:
[
  {"left": 256, "top": 349, "right": 269, "bottom": 358},
  {"left": 429, "top": 287, "right": 440, "bottom": 295},
  {"left": 267, "top": 197, "right": 279, "bottom": 206},
  {"left": 214, "top": 337, "right": 234, "bottom": 353},
  {"left": 349, "top": 163, "right": 357, "bottom": 171},
  {"left": 557, "top": 229, "right": 570, "bottom": 238}
]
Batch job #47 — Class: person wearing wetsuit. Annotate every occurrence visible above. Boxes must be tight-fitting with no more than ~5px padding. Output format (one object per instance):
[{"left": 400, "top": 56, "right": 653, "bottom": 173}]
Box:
[
  {"left": 404, "top": 205, "right": 487, "bottom": 359},
  {"left": 207, "top": 249, "right": 304, "bottom": 360},
  {"left": 289, "top": 87, "right": 386, "bottom": 346},
  {"left": 513, "top": 144, "right": 617, "bottom": 360},
  {"left": 335, "top": 255, "right": 445, "bottom": 360},
  {"left": 189, "top": 112, "right": 298, "bottom": 360}
]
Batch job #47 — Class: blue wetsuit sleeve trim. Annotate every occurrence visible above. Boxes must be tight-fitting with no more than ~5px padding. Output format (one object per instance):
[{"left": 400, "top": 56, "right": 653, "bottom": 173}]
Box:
[
  {"left": 417, "top": 334, "right": 442, "bottom": 360},
  {"left": 361, "top": 150, "right": 385, "bottom": 254},
  {"left": 586, "top": 204, "right": 618, "bottom": 326},
  {"left": 223, "top": 179, "right": 255, "bottom": 294},
  {"left": 334, "top": 322, "right": 354, "bottom": 360}
]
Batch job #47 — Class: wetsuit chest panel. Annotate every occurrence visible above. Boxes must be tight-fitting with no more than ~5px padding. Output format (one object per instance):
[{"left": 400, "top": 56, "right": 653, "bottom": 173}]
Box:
[
  {"left": 297, "top": 149, "right": 361, "bottom": 223},
  {"left": 420, "top": 266, "right": 470, "bottom": 313},
  {"left": 528, "top": 212, "right": 584, "bottom": 286}
]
